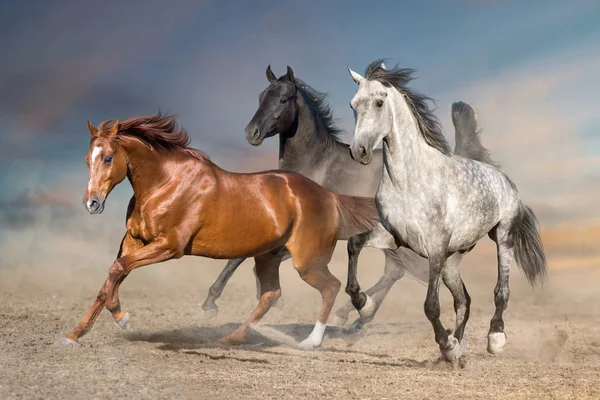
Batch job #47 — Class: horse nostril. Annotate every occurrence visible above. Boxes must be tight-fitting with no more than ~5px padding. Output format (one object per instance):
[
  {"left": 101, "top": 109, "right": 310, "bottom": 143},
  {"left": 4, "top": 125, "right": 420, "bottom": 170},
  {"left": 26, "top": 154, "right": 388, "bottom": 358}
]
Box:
[
  {"left": 359, "top": 145, "right": 367, "bottom": 158},
  {"left": 89, "top": 199, "right": 98, "bottom": 210},
  {"left": 253, "top": 127, "right": 260, "bottom": 139}
]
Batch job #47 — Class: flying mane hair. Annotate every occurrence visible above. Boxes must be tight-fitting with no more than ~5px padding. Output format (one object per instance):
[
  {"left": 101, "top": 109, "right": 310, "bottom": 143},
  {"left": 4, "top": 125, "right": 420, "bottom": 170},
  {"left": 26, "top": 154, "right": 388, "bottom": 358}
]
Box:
[
  {"left": 364, "top": 59, "right": 451, "bottom": 155},
  {"left": 293, "top": 78, "right": 343, "bottom": 147},
  {"left": 97, "top": 113, "right": 210, "bottom": 161}
]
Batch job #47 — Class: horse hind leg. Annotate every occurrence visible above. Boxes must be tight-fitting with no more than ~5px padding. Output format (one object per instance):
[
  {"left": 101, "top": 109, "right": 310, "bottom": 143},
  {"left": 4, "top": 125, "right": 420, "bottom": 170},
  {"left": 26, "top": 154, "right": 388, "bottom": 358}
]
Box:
[
  {"left": 260, "top": 252, "right": 291, "bottom": 309},
  {"left": 217, "top": 252, "right": 283, "bottom": 346},
  {"left": 487, "top": 223, "right": 513, "bottom": 354},
  {"left": 295, "top": 263, "right": 341, "bottom": 349}
]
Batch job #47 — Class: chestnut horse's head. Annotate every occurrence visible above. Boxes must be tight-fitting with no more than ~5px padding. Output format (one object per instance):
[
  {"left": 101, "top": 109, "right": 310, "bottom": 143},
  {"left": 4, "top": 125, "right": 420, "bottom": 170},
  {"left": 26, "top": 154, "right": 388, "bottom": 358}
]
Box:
[{"left": 83, "top": 120, "right": 128, "bottom": 214}]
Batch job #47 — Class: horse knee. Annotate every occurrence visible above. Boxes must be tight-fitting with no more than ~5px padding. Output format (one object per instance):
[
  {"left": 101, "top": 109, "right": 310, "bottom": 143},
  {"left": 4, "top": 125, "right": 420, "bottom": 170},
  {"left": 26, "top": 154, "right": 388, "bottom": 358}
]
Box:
[{"left": 108, "top": 260, "right": 125, "bottom": 280}]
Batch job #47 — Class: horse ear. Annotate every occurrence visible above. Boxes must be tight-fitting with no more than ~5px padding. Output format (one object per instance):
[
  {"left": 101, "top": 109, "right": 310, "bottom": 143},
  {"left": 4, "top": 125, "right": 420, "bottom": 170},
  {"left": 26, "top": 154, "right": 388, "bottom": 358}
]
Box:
[
  {"left": 87, "top": 120, "right": 98, "bottom": 137},
  {"left": 348, "top": 67, "right": 364, "bottom": 85},
  {"left": 380, "top": 62, "right": 386, "bottom": 70},
  {"left": 285, "top": 66, "right": 295, "bottom": 83},
  {"left": 266, "top": 65, "right": 277, "bottom": 83},
  {"left": 108, "top": 120, "right": 120, "bottom": 137}
]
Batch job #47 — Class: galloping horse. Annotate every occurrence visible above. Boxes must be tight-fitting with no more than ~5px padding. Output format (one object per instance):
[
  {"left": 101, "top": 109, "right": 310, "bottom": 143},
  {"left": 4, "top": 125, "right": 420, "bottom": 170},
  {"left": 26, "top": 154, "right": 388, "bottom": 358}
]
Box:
[
  {"left": 202, "top": 65, "right": 496, "bottom": 330},
  {"left": 345, "top": 60, "right": 546, "bottom": 361},
  {"left": 60, "top": 113, "right": 378, "bottom": 349}
]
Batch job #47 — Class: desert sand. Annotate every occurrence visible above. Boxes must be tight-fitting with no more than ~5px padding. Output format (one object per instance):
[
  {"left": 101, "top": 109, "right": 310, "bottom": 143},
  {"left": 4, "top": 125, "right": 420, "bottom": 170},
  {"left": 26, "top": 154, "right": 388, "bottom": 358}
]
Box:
[{"left": 1, "top": 235, "right": 599, "bottom": 399}]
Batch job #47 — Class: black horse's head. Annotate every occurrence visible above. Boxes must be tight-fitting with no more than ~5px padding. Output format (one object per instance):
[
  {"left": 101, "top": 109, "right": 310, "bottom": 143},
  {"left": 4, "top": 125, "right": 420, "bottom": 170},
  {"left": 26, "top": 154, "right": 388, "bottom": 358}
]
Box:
[{"left": 245, "top": 65, "right": 298, "bottom": 146}]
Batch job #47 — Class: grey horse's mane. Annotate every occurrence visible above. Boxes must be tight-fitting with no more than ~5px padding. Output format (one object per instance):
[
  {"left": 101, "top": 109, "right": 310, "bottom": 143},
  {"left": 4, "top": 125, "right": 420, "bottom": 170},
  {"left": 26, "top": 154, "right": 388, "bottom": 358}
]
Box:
[
  {"left": 294, "top": 78, "right": 343, "bottom": 146},
  {"left": 364, "top": 59, "right": 451, "bottom": 155}
]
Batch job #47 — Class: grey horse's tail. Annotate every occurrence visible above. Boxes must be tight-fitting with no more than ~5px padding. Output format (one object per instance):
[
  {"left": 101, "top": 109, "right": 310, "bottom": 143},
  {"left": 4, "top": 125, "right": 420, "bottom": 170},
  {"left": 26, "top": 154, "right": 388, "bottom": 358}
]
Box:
[
  {"left": 513, "top": 204, "right": 547, "bottom": 286},
  {"left": 452, "top": 101, "right": 501, "bottom": 168},
  {"left": 334, "top": 195, "right": 379, "bottom": 240}
]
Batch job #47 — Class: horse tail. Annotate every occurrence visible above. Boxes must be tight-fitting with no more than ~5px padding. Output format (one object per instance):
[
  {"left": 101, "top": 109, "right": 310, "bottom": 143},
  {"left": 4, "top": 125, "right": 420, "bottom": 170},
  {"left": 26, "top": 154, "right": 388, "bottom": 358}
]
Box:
[
  {"left": 452, "top": 101, "right": 501, "bottom": 168},
  {"left": 512, "top": 204, "right": 547, "bottom": 287},
  {"left": 334, "top": 195, "right": 379, "bottom": 240}
]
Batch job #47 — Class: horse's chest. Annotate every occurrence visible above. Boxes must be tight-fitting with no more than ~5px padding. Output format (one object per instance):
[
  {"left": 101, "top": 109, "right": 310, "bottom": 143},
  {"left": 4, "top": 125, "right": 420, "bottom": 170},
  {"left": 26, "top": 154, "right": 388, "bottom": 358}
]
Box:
[
  {"left": 126, "top": 207, "right": 156, "bottom": 243},
  {"left": 376, "top": 186, "right": 439, "bottom": 256}
]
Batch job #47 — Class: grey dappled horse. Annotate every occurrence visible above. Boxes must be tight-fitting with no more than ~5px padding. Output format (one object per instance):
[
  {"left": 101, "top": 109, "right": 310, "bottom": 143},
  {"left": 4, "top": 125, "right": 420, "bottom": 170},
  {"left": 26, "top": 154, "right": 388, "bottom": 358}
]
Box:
[
  {"left": 345, "top": 60, "right": 547, "bottom": 360},
  {"left": 201, "top": 65, "right": 498, "bottom": 331}
]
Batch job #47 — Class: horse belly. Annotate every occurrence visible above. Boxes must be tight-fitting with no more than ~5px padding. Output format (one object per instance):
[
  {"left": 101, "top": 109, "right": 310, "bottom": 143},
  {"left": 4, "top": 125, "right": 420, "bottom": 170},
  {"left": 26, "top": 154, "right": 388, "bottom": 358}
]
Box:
[{"left": 190, "top": 204, "right": 291, "bottom": 259}]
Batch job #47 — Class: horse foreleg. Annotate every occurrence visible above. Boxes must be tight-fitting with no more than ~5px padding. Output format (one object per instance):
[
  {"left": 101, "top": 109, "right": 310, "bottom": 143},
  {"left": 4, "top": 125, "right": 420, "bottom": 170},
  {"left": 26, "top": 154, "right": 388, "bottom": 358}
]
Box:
[
  {"left": 346, "top": 222, "right": 398, "bottom": 317},
  {"left": 105, "top": 233, "right": 144, "bottom": 329},
  {"left": 424, "top": 253, "right": 461, "bottom": 361},
  {"left": 334, "top": 250, "right": 404, "bottom": 329},
  {"left": 61, "top": 240, "right": 177, "bottom": 345},
  {"left": 441, "top": 252, "right": 470, "bottom": 343}
]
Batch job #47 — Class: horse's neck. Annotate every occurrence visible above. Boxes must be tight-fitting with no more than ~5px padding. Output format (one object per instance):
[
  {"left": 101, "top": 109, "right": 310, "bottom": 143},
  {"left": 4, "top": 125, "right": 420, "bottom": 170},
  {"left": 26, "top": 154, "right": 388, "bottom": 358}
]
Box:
[
  {"left": 384, "top": 96, "right": 446, "bottom": 187},
  {"left": 121, "top": 140, "right": 175, "bottom": 201},
  {"left": 278, "top": 93, "right": 337, "bottom": 174}
]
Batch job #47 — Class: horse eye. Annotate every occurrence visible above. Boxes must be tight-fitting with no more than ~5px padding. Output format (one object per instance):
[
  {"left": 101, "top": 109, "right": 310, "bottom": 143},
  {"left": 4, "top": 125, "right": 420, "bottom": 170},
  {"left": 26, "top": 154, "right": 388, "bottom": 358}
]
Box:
[
  {"left": 279, "top": 97, "right": 288, "bottom": 104},
  {"left": 103, "top": 156, "right": 113, "bottom": 164},
  {"left": 376, "top": 100, "right": 384, "bottom": 108}
]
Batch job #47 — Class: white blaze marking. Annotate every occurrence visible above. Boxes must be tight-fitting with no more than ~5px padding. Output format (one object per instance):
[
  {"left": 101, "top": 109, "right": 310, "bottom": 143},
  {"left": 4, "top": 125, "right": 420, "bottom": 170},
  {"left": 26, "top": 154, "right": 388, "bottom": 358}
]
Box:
[
  {"left": 88, "top": 146, "right": 102, "bottom": 194},
  {"left": 91, "top": 146, "right": 102, "bottom": 166}
]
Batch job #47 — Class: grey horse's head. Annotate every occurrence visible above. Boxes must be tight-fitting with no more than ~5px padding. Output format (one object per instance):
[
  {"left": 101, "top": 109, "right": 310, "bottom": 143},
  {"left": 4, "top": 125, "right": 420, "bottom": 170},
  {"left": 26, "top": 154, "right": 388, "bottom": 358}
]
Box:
[
  {"left": 347, "top": 63, "right": 394, "bottom": 164},
  {"left": 245, "top": 66, "right": 298, "bottom": 146}
]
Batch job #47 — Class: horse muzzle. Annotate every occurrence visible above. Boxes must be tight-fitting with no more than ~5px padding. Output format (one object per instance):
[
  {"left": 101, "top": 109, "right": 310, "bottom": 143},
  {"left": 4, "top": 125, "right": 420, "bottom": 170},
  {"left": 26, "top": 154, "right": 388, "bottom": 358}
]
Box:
[
  {"left": 84, "top": 196, "right": 106, "bottom": 215},
  {"left": 349, "top": 142, "right": 373, "bottom": 165},
  {"left": 245, "top": 124, "right": 265, "bottom": 146}
]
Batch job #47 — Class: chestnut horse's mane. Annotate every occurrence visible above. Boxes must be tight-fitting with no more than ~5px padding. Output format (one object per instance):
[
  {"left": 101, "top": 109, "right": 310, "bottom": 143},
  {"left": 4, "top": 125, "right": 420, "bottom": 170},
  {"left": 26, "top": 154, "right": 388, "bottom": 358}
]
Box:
[{"left": 98, "top": 113, "right": 210, "bottom": 161}]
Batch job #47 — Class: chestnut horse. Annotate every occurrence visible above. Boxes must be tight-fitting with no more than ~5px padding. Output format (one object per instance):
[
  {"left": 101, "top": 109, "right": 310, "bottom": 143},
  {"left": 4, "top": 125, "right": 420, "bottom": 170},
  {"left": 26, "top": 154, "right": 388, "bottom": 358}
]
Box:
[{"left": 60, "top": 113, "right": 378, "bottom": 349}]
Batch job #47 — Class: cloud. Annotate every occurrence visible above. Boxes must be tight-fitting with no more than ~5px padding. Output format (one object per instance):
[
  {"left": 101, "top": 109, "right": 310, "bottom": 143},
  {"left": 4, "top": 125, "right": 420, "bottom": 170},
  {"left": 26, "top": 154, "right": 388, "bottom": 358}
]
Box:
[
  {"left": 435, "top": 44, "right": 600, "bottom": 224},
  {"left": 0, "top": 1, "right": 203, "bottom": 137}
]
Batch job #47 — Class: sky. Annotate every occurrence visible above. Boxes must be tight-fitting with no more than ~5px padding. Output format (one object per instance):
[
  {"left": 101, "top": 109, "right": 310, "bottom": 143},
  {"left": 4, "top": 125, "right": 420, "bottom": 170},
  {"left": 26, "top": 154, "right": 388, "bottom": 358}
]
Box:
[{"left": 1, "top": 0, "right": 599, "bottom": 268}]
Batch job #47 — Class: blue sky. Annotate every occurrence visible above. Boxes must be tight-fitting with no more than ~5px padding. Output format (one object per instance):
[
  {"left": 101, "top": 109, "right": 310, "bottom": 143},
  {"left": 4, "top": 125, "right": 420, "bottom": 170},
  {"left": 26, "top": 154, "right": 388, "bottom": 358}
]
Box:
[{"left": 1, "top": 0, "right": 599, "bottom": 265}]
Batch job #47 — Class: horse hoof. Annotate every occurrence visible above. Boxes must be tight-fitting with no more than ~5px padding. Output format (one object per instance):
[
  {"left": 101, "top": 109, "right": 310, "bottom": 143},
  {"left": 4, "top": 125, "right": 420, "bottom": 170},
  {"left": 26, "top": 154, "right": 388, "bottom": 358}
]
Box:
[
  {"left": 199, "top": 307, "right": 218, "bottom": 321},
  {"left": 358, "top": 295, "right": 375, "bottom": 318},
  {"left": 298, "top": 337, "right": 320, "bottom": 350},
  {"left": 115, "top": 312, "right": 130, "bottom": 329},
  {"left": 441, "top": 335, "right": 462, "bottom": 361},
  {"left": 272, "top": 297, "right": 285, "bottom": 309},
  {"left": 217, "top": 334, "right": 244, "bottom": 346},
  {"left": 328, "top": 313, "right": 348, "bottom": 327},
  {"left": 487, "top": 332, "right": 507, "bottom": 354},
  {"left": 57, "top": 337, "right": 80, "bottom": 347}
]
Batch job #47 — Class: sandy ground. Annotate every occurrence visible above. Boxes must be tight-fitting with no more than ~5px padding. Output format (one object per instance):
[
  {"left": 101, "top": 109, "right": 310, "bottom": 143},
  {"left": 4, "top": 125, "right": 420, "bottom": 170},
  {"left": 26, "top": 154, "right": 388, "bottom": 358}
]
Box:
[{"left": 1, "top": 239, "right": 599, "bottom": 399}]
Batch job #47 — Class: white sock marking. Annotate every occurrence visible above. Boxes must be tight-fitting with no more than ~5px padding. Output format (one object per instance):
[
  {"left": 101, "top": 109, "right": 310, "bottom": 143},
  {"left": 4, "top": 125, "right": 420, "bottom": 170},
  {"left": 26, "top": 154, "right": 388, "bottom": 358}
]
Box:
[{"left": 299, "top": 321, "right": 326, "bottom": 349}]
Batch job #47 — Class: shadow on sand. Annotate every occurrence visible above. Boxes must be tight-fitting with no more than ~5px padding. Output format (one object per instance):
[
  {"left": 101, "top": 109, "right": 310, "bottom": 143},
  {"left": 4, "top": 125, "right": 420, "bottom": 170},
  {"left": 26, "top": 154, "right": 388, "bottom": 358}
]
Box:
[{"left": 123, "top": 323, "right": 448, "bottom": 369}]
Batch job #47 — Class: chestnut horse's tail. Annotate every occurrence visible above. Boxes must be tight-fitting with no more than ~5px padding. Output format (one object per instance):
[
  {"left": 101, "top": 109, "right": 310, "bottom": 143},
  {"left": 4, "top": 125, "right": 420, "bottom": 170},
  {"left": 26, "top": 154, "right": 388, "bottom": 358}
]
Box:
[{"left": 334, "top": 195, "right": 379, "bottom": 240}]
